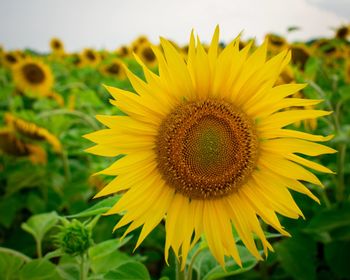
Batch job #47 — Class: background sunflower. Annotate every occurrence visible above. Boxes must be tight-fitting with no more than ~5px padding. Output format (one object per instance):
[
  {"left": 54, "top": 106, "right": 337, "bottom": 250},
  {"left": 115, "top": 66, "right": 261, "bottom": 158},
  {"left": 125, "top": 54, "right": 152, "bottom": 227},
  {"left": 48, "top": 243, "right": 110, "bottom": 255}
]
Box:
[{"left": 12, "top": 57, "right": 54, "bottom": 97}]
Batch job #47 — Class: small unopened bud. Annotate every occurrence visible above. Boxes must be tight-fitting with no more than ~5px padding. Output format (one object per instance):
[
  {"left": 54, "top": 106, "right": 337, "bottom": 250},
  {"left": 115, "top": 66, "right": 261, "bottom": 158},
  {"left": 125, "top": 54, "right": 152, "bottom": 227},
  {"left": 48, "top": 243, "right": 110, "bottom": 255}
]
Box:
[{"left": 56, "top": 219, "right": 93, "bottom": 256}]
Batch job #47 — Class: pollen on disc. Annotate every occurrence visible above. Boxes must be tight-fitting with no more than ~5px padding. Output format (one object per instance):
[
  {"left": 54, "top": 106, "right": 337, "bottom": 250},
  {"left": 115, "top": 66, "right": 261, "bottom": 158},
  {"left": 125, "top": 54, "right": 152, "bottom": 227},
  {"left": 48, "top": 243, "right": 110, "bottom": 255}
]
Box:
[{"left": 155, "top": 99, "right": 259, "bottom": 200}]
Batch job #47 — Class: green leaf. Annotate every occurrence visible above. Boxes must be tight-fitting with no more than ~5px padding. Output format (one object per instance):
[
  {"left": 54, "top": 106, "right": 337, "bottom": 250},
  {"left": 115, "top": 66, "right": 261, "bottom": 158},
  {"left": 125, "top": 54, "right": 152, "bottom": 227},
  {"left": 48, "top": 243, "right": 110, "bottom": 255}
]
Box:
[
  {"left": 88, "top": 237, "right": 133, "bottom": 274},
  {"left": 275, "top": 233, "right": 317, "bottom": 280},
  {"left": 324, "top": 241, "right": 350, "bottom": 279},
  {"left": 192, "top": 245, "right": 258, "bottom": 280},
  {"left": 19, "top": 259, "right": 62, "bottom": 280},
  {"left": 21, "top": 212, "right": 59, "bottom": 243},
  {"left": 104, "top": 261, "right": 150, "bottom": 280},
  {"left": 68, "top": 195, "right": 121, "bottom": 218},
  {"left": 304, "top": 203, "right": 350, "bottom": 234},
  {"left": 0, "top": 251, "right": 26, "bottom": 279}
]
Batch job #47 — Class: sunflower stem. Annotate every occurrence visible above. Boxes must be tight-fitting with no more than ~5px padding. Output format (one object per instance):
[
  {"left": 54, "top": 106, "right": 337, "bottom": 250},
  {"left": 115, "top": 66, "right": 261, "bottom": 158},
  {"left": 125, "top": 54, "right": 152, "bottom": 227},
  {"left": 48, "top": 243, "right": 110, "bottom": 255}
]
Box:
[
  {"left": 186, "top": 247, "right": 204, "bottom": 280},
  {"left": 79, "top": 253, "right": 87, "bottom": 280},
  {"left": 36, "top": 238, "right": 42, "bottom": 258},
  {"left": 175, "top": 255, "right": 185, "bottom": 280},
  {"left": 61, "top": 151, "right": 71, "bottom": 182},
  {"left": 336, "top": 142, "right": 346, "bottom": 202}
]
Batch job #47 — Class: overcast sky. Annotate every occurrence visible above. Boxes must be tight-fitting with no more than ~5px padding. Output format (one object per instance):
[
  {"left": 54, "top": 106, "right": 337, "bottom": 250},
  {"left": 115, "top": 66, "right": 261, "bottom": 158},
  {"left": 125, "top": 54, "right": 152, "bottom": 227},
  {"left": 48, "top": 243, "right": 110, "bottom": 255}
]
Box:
[{"left": 0, "top": 0, "right": 348, "bottom": 52}]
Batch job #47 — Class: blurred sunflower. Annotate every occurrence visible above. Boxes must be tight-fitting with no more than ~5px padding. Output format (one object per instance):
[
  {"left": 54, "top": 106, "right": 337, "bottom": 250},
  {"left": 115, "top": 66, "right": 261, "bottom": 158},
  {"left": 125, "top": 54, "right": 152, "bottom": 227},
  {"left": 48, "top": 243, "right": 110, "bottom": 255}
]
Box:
[
  {"left": 70, "top": 53, "right": 83, "bottom": 67},
  {"left": 136, "top": 43, "right": 157, "bottom": 68},
  {"left": 116, "top": 45, "right": 131, "bottom": 58},
  {"left": 335, "top": 25, "right": 350, "bottom": 40},
  {"left": 2, "top": 51, "right": 21, "bottom": 68},
  {"left": 50, "top": 38, "right": 65, "bottom": 56},
  {"left": 12, "top": 57, "right": 54, "bottom": 97},
  {"left": 312, "top": 39, "right": 341, "bottom": 59},
  {"left": 265, "top": 33, "right": 288, "bottom": 54},
  {"left": 5, "top": 113, "right": 62, "bottom": 153},
  {"left": 85, "top": 27, "right": 335, "bottom": 268},
  {"left": 81, "top": 48, "right": 101, "bottom": 67},
  {"left": 0, "top": 128, "right": 47, "bottom": 164},
  {"left": 131, "top": 35, "right": 150, "bottom": 53},
  {"left": 290, "top": 44, "right": 311, "bottom": 70},
  {"left": 100, "top": 59, "right": 126, "bottom": 79}
]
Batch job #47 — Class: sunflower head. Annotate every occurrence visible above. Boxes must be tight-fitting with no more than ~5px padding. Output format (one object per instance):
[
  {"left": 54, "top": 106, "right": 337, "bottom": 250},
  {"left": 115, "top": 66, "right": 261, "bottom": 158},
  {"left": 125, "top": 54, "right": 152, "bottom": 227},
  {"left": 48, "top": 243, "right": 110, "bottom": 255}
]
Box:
[
  {"left": 335, "top": 25, "right": 350, "bottom": 40},
  {"left": 4, "top": 113, "right": 62, "bottom": 153},
  {"left": 70, "top": 53, "right": 83, "bottom": 67},
  {"left": 50, "top": 38, "right": 65, "bottom": 56},
  {"left": 56, "top": 219, "right": 93, "bottom": 256},
  {"left": 12, "top": 57, "right": 54, "bottom": 97},
  {"left": 290, "top": 44, "right": 311, "bottom": 70},
  {"left": 0, "top": 128, "right": 47, "bottom": 164},
  {"left": 86, "top": 27, "right": 335, "bottom": 269},
  {"left": 265, "top": 33, "right": 288, "bottom": 54},
  {"left": 81, "top": 48, "right": 101, "bottom": 67},
  {"left": 131, "top": 35, "right": 150, "bottom": 53},
  {"left": 136, "top": 43, "right": 157, "bottom": 68},
  {"left": 2, "top": 51, "right": 21, "bottom": 68},
  {"left": 116, "top": 45, "right": 131, "bottom": 58},
  {"left": 100, "top": 59, "right": 126, "bottom": 79}
]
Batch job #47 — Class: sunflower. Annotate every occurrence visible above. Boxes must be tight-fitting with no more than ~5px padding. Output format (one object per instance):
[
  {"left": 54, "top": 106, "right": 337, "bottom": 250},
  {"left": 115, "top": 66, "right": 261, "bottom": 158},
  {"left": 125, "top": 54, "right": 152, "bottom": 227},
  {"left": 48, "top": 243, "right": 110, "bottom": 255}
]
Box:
[
  {"left": 5, "top": 113, "right": 62, "bottom": 153},
  {"left": 335, "top": 25, "right": 350, "bottom": 40},
  {"left": 70, "top": 53, "right": 83, "bottom": 67},
  {"left": 100, "top": 59, "right": 126, "bottom": 79},
  {"left": 0, "top": 128, "right": 47, "bottom": 164},
  {"left": 312, "top": 39, "right": 341, "bottom": 59},
  {"left": 116, "top": 45, "right": 131, "bottom": 58},
  {"left": 2, "top": 51, "right": 21, "bottom": 68},
  {"left": 136, "top": 43, "right": 157, "bottom": 68},
  {"left": 290, "top": 44, "right": 311, "bottom": 70},
  {"left": 50, "top": 38, "right": 65, "bottom": 56},
  {"left": 131, "top": 35, "right": 150, "bottom": 53},
  {"left": 265, "top": 33, "right": 288, "bottom": 54},
  {"left": 85, "top": 27, "right": 335, "bottom": 268},
  {"left": 81, "top": 49, "right": 101, "bottom": 67},
  {"left": 12, "top": 57, "right": 54, "bottom": 97}
]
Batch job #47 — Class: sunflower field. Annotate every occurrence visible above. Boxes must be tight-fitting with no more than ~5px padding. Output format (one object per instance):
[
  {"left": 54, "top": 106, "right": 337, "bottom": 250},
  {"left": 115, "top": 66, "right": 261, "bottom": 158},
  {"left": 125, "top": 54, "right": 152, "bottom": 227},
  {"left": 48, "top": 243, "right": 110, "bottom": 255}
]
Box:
[{"left": 0, "top": 25, "right": 350, "bottom": 280}]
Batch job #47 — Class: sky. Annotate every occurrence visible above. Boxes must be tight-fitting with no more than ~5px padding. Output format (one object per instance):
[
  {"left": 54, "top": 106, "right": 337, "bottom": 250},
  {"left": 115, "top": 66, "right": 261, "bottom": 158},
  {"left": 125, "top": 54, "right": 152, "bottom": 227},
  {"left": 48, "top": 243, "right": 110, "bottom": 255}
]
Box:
[{"left": 0, "top": 0, "right": 348, "bottom": 52}]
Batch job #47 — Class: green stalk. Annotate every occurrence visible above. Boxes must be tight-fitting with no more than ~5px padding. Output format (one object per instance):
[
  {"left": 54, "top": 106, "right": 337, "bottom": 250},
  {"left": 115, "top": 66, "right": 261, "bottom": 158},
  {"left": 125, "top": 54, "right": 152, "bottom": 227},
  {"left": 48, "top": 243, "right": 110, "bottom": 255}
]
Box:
[
  {"left": 80, "top": 254, "right": 87, "bottom": 280},
  {"left": 175, "top": 255, "right": 185, "bottom": 280},
  {"left": 61, "top": 151, "right": 71, "bottom": 182},
  {"left": 187, "top": 247, "right": 204, "bottom": 280},
  {"left": 36, "top": 238, "right": 42, "bottom": 258},
  {"left": 336, "top": 143, "right": 346, "bottom": 202}
]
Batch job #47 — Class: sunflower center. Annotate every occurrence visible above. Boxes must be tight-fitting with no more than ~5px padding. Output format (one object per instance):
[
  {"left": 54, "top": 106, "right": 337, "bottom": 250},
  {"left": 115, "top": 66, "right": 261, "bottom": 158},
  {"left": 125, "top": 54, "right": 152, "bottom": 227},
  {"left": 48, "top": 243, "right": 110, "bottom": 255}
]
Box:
[
  {"left": 107, "top": 63, "right": 120, "bottom": 74},
  {"left": 86, "top": 51, "right": 96, "bottom": 61},
  {"left": 5, "top": 54, "right": 17, "bottom": 64},
  {"left": 53, "top": 41, "right": 61, "bottom": 49},
  {"left": 156, "top": 99, "right": 258, "bottom": 200},
  {"left": 142, "top": 47, "right": 156, "bottom": 62},
  {"left": 22, "top": 63, "right": 45, "bottom": 84}
]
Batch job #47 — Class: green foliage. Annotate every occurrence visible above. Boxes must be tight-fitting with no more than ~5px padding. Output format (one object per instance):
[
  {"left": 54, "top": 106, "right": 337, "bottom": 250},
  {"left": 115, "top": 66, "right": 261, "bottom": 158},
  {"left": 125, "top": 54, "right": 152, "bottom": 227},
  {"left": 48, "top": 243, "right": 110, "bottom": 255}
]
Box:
[{"left": 1, "top": 30, "right": 350, "bottom": 280}]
